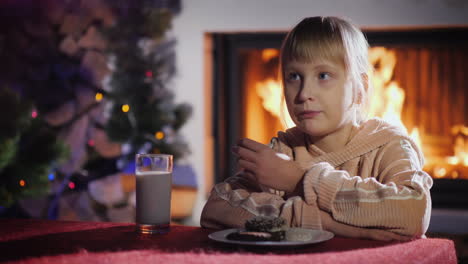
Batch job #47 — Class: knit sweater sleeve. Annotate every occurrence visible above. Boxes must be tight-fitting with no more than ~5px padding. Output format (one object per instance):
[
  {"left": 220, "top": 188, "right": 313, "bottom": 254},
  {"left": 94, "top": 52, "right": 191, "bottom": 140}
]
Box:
[
  {"left": 302, "top": 138, "right": 433, "bottom": 237},
  {"left": 200, "top": 137, "right": 322, "bottom": 230}
]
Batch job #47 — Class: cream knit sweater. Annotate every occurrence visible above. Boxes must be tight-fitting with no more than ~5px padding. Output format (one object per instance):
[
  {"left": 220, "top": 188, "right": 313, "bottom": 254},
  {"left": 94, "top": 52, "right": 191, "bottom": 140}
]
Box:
[{"left": 200, "top": 118, "right": 433, "bottom": 237}]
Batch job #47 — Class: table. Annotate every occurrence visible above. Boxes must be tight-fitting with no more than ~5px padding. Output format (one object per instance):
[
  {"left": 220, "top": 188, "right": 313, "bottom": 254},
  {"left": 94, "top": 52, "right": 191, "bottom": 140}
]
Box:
[{"left": 0, "top": 218, "right": 457, "bottom": 264}]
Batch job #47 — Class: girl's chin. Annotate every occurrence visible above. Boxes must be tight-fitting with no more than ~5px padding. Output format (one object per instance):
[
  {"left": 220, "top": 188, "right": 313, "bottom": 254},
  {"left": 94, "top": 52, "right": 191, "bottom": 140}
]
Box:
[{"left": 297, "top": 124, "right": 329, "bottom": 137}]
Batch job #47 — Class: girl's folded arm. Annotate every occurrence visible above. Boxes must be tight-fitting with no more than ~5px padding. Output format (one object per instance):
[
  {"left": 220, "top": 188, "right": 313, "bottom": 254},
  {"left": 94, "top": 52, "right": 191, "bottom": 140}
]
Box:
[
  {"left": 302, "top": 138, "right": 433, "bottom": 237},
  {"left": 200, "top": 174, "right": 322, "bottom": 230}
]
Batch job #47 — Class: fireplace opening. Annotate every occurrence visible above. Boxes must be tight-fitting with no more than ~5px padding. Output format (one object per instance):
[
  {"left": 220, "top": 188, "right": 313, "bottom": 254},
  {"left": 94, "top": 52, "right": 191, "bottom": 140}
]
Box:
[{"left": 210, "top": 28, "right": 468, "bottom": 208}]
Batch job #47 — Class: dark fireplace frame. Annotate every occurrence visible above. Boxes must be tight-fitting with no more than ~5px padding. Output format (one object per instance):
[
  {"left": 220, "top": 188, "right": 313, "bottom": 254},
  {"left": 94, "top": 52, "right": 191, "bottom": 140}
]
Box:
[{"left": 210, "top": 28, "right": 468, "bottom": 208}]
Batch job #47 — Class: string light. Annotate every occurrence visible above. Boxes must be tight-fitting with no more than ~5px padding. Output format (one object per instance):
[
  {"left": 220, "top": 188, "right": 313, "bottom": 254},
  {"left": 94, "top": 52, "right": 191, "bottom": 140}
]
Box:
[
  {"left": 145, "top": 70, "right": 153, "bottom": 78},
  {"left": 122, "top": 104, "right": 130, "bottom": 112},
  {"left": 88, "top": 139, "right": 95, "bottom": 147},
  {"left": 31, "top": 110, "right": 38, "bottom": 118},
  {"left": 19, "top": 180, "right": 25, "bottom": 187},
  {"left": 68, "top": 182, "right": 75, "bottom": 189},
  {"left": 48, "top": 173, "right": 55, "bottom": 181},
  {"left": 155, "top": 131, "right": 165, "bottom": 140},
  {"left": 95, "top": 92, "right": 103, "bottom": 102}
]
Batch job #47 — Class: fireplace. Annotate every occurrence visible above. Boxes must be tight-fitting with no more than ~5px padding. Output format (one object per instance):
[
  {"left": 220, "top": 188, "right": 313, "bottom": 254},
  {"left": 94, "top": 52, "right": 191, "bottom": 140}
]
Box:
[{"left": 209, "top": 28, "right": 468, "bottom": 208}]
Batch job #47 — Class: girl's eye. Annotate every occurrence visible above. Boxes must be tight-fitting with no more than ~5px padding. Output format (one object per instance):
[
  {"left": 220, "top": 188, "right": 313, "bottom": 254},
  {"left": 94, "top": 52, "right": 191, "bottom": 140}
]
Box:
[
  {"left": 287, "top": 72, "right": 301, "bottom": 81},
  {"left": 318, "top": 72, "right": 331, "bottom": 80}
]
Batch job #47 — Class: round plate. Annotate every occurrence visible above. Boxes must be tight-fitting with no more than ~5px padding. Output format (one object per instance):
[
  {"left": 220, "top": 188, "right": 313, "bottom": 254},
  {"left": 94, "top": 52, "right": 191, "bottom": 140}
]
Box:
[{"left": 208, "top": 228, "right": 334, "bottom": 247}]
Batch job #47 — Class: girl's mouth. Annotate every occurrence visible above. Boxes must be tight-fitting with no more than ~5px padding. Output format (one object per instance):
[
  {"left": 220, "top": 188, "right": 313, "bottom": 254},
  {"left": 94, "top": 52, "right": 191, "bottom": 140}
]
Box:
[{"left": 297, "top": 110, "right": 322, "bottom": 119}]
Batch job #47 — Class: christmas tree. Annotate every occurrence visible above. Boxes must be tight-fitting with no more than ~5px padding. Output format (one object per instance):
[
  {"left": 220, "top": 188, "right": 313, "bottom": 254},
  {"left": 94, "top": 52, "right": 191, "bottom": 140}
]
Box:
[
  {"left": 0, "top": 86, "right": 68, "bottom": 208},
  {"left": 100, "top": 0, "right": 191, "bottom": 164},
  {"left": 0, "top": 0, "right": 192, "bottom": 220}
]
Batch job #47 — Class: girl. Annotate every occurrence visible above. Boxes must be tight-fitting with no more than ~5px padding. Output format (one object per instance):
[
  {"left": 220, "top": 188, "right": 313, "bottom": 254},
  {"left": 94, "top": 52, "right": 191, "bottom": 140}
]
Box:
[{"left": 200, "top": 16, "right": 432, "bottom": 241}]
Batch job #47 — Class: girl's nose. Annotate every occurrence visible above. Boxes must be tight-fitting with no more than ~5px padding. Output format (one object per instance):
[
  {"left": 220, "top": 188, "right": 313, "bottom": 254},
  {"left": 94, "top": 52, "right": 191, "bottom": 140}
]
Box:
[{"left": 296, "top": 83, "right": 317, "bottom": 103}]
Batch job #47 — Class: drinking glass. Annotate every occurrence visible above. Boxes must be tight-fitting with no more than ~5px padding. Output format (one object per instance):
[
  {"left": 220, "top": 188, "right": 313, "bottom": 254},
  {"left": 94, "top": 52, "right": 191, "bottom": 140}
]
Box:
[{"left": 135, "top": 154, "right": 173, "bottom": 234}]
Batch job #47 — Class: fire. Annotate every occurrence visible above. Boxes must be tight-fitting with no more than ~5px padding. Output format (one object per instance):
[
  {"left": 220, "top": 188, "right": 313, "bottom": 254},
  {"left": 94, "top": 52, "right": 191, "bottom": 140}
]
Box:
[
  {"left": 410, "top": 128, "right": 423, "bottom": 153},
  {"left": 381, "top": 82, "right": 406, "bottom": 131},
  {"left": 256, "top": 79, "right": 282, "bottom": 119},
  {"left": 262, "top": 49, "right": 279, "bottom": 62},
  {"left": 446, "top": 125, "right": 468, "bottom": 166},
  {"left": 255, "top": 49, "right": 294, "bottom": 130},
  {"left": 368, "top": 48, "right": 407, "bottom": 132},
  {"left": 368, "top": 47, "right": 423, "bottom": 151},
  {"left": 255, "top": 79, "right": 295, "bottom": 129},
  {"left": 434, "top": 167, "right": 447, "bottom": 178}
]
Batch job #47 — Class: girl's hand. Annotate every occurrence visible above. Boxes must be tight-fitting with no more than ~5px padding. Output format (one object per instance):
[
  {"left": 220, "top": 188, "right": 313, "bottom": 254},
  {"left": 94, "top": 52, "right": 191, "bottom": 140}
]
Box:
[
  {"left": 320, "top": 211, "right": 413, "bottom": 241},
  {"left": 232, "top": 138, "right": 305, "bottom": 193}
]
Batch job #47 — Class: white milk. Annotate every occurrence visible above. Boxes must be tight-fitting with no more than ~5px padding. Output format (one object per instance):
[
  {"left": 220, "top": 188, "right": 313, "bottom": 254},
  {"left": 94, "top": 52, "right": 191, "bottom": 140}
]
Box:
[{"left": 135, "top": 171, "right": 172, "bottom": 225}]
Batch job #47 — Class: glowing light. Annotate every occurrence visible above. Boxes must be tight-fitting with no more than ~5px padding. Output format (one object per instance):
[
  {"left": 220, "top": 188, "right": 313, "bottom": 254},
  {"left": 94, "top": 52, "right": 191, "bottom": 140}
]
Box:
[
  {"left": 19, "top": 180, "right": 25, "bottom": 187},
  {"left": 48, "top": 173, "right": 55, "bottom": 181},
  {"left": 368, "top": 48, "right": 407, "bottom": 132},
  {"left": 452, "top": 125, "right": 468, "bottom": 135},
  {"left": 95, "top": 92, "right": 103, "bottom": 101},
  {"left": 434, "top": 167, "right": 447, "bottom": 178},
  {"left": 446, "top": 156, "right": 459, "bottom": 165},
  {"left": 450, "top": 126, "right": 468, "bottom": 167},
  {"left": 365, "top": 48, "right": 468, "bottom": 179},
  {"left": 146, "top": 71, "right": 153, "bottom": 78},
  {"left": 31, "top": 111, "right": 38, "bottom": 118},
  {"left": 256, "top": 78, "right": 295, "bottom": 129},
  {"left": 153, "top": 148, "right": 161, "bottom": 154},
  {"left": 410, "top": 128, "right": 422, "bottom": 153},
  {"left": 155, "top": 131, "right": 165, "bottom": 140},
  {"left": 88, "top": 140, "right": 95, "bottom": 147},
  {"left": 122, "top": 104, "right": 130, "bottom": 112},
  {"left": 381, "top": 83, "right": 406, "bottom": 130},
  {"left": 261, "top": 49, "right": 279, "bottom": 62},
  {"left": 68, "top": 182, "right": 75, "bottom": 189}
]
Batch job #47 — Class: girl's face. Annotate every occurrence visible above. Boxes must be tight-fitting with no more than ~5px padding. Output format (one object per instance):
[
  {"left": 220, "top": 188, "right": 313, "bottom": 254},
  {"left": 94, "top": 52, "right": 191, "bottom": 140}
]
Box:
[{"left": 283, "top": 58, "right": 355, "bottom": 138}]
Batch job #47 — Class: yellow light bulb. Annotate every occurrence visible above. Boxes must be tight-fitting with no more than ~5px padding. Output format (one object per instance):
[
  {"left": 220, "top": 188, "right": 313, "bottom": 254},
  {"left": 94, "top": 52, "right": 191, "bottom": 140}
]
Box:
[
  {"left": 95, "top": 92, "right": 103, "bottom": 101},
  {"left": 155, "top": 131, "right": 165, "bottom": 140},
  {"left": 122, "top": 104, "right": 130, "bottom": 112}
]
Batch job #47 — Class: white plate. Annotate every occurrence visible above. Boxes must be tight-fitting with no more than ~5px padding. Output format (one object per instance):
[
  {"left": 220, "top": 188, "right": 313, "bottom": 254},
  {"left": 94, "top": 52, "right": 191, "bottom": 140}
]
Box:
[{"left": 208, "top": 228, "right": 334, "bottom": 247}]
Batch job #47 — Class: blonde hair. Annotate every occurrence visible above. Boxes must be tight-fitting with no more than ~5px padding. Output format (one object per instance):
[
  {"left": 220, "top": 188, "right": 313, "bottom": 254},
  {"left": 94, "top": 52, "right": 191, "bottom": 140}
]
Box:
[{"left": 280, "top": 16, "right": 371, "bottom": 123}]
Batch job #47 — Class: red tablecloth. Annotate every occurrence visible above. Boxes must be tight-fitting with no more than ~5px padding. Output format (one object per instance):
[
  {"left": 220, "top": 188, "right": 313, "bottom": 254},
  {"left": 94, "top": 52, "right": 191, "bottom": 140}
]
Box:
[{"left": 0, "top": 218, "right": 457, "bottom": 264}]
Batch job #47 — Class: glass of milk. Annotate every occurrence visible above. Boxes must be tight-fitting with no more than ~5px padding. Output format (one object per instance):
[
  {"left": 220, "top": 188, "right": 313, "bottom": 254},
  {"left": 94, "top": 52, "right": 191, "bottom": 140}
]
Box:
[{"left": 135, "top": 154, "right": 173, "bottom": 234}]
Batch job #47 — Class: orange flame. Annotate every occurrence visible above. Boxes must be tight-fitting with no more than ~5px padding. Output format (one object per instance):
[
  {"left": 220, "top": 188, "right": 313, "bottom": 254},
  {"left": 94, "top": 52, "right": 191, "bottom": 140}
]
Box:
[
  {"left": 410, "top": 128, "right": 423, "bottom": 153},
  {"left": 262, "top": 49, "right": 279, "bottom": 62},
  {"left": 368, "top": 48, "right": 407, "bottom": 131},
  {"left": 255, "top": 78, "right": 295, "bottom": 129},
  {"left": 446, "top": 125, "right": 468, "bottom": 166}
]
